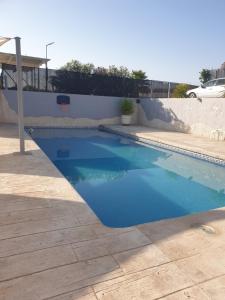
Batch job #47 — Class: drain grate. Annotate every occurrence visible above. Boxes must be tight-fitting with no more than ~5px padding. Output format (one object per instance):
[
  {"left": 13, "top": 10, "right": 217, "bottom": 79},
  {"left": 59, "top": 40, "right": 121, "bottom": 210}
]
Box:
[{"left": 191, "top": 223, "right": 217, "bottom": 234}]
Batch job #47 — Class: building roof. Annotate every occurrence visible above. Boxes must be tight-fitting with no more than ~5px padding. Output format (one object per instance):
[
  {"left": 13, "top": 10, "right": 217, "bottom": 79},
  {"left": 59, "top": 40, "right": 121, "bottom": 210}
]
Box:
[{"left": 0, "top": 52, "right": 49, "bottom": 68}]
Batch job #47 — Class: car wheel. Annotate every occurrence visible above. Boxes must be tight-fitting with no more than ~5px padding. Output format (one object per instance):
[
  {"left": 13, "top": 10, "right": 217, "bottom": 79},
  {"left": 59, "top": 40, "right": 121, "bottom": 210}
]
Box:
[{"left": 188, "top": 92, "right": 196, "bottom": 98}]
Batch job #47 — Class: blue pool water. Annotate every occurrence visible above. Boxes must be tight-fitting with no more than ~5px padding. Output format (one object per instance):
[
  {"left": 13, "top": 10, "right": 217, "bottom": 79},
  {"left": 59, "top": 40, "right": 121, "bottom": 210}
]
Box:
[{"left": 32, "top": 128, "right": 225, "bottom": 227}]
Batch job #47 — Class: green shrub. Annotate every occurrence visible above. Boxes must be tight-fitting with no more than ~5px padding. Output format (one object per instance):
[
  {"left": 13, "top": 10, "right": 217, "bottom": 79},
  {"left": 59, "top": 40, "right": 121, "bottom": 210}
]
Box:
[
  {"left": 172, "top": 84, "right": 190, "bottom": 98},
  {"left": 120, "top": 99, "right": 134, "bottom": 115}
]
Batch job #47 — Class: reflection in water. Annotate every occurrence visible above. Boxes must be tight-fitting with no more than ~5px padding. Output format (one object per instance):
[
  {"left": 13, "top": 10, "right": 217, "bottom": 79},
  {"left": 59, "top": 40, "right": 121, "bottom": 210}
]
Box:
[{"left": 33, "top": 128, "right": 225, "bottom": 227}]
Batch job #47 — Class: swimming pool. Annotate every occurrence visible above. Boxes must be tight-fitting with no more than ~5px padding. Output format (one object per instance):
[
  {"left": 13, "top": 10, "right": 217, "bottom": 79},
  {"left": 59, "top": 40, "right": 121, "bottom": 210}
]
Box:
[{"left": 32, "top": 128, "right": 225, "bottom": 227}]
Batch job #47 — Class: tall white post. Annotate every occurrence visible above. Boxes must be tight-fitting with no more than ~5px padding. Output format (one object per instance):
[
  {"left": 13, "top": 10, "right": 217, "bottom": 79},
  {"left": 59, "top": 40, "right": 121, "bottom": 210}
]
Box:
[{"left": 15, "top": 37, "right": 25, "bottom": 154}]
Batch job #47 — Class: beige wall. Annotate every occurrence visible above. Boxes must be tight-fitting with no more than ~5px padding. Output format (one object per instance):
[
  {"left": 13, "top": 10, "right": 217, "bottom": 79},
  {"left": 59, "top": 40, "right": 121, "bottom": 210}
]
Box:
[
  {"left": 139, "top": 98, "right": 225, "bottom": 138},
  {"left": 0, "top": 90, "right": 138, "bottom": 127},
  {"left": 1, "top": 90, "right": 224, "bottom": 138}
]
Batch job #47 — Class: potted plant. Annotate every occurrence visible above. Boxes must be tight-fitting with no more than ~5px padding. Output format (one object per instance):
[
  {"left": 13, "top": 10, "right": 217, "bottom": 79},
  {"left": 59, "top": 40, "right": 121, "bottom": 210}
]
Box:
[{"left": 120, "top": 99, "right": 134, "bottom": 125}]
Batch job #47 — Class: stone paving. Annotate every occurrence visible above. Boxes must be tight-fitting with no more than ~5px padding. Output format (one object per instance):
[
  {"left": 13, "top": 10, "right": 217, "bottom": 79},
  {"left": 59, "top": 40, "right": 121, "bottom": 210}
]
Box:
[{"left": 0, "top": 124, "right": 225, "bottom": 299}]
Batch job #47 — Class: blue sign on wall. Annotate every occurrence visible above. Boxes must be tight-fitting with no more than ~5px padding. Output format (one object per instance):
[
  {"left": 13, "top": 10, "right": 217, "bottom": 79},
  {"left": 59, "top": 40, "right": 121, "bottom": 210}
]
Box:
[{"left": 57, "top": 95, "right": 70, "bottom": 105}]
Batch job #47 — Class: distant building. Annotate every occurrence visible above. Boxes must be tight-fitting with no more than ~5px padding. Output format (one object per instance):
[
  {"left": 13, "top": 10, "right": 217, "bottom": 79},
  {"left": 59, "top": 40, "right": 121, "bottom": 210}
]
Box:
[{"left": 210, "top": 62, "right": 225, "bottom": 79}]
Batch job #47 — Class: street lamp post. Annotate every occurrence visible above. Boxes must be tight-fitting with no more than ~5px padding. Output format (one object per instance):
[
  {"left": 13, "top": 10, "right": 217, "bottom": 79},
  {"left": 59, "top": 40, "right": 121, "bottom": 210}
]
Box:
[{"left": 45, "top": 42, "right": 54, "bottom": 91}]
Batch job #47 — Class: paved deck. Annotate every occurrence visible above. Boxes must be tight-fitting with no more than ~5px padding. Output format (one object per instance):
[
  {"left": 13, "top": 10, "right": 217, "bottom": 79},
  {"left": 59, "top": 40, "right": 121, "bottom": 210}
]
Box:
[
  {"left": 105, "top": 125, "right": 225, "bottom": 161},
  {"left": 0, "top": 124, "right": 225, "bottom": 299}
]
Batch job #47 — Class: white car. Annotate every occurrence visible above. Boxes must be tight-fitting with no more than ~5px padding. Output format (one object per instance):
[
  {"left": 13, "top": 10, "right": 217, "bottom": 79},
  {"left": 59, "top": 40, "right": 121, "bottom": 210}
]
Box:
[{"left": 186, "top": 78, "right": 225, "bottom": 98}]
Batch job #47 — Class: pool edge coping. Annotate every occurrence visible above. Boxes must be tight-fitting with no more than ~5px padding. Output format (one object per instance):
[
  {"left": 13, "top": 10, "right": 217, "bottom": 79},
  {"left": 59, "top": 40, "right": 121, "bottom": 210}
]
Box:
[{"left": 100, "top": 125, "right": 225, "bottom": 167}]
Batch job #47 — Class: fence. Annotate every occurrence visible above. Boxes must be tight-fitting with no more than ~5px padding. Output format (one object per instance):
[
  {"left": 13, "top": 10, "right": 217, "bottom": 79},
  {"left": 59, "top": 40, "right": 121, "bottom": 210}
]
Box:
[
  {"left": 0, "top": 65, "right": 196, "bottom": 98},
  {"left": 0, "top": 64, "right": 55, "bottom": 92}
]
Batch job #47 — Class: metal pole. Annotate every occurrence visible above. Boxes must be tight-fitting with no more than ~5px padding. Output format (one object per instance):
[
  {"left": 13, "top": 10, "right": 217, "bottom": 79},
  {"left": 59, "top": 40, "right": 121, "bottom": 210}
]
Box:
[
  {"left": 168, "top": 82, "right": 171, "bottom": 98},
  {"left": 45, "top": 42, "right": 54, "bottom": 92},
  {"left": 15, "top": 36, "right": 25, "bottom": 154},
  {"left": 45, "top": 44, "right": 48, "bottom": 91},
  {"left": 37, "top": 67, "right": 40, "bottom": 90},
  {"left": 150, "top": 80, "right": 153, "bottom": 98}
]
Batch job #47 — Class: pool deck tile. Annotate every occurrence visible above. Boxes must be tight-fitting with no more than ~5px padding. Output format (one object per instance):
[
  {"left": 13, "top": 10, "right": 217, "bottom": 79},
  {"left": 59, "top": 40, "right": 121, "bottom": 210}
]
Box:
[
  {"left": 49, "top": 288, "right": 98, "bottom": 300},
  {"left": 159, "top": 286, "right": 210, "bottom": 299},
  {"left": 0, "top": 124, "right": 225, "bottom": 299},
  {"left": 72, "top": 229, "right": 151, "bottom": 261},
  {"left": 94, "top": 263, "right": 193, "bottom": 300},
  {"left": 199, "top": 275, "right": 225, "bottom": 300}
]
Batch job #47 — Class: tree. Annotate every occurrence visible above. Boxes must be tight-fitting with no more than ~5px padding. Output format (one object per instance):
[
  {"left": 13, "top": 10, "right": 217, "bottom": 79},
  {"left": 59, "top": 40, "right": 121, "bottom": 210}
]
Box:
[
  {"left": 51, "top": 59, "right": 149, "bottom": 96},
  {"left": 59, "top": 59, "right": 149, "bottom": 80},
  {"left": 172, "top": 84, "right": 190, "bottom": 98},
  {"left": 199, "top": 69, "right": 211, "bottom": 83},
  {"left": 61, "top": 59, "right": 95, "bottom": 74},
  {"left": 61, "top": 60, "right": 82, "bottom": 71},
  {"left": 131, "top": 70, "right": 147, "bottom": 80},
  {"left": 108, "top": 65, "right": 131, "bottom": 78},
  {"left": 94, "top": 67, "right": 108, "bottom": 76}
]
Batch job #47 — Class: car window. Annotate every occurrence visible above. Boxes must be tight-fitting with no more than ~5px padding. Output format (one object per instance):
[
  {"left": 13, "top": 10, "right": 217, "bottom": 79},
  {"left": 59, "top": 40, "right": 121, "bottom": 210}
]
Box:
[
  {"left": 205, "top": 80, "right": 216, "bottom": 87},
  {"left": 215, "top": 79, "right": 225, "bottom": 86}
]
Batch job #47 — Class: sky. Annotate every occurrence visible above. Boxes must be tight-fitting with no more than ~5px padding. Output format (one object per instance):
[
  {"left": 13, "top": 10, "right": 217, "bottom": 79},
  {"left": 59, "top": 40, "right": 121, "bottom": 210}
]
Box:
[{"left": 1, "top": 0, "right": 225, "bottom": 84}]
